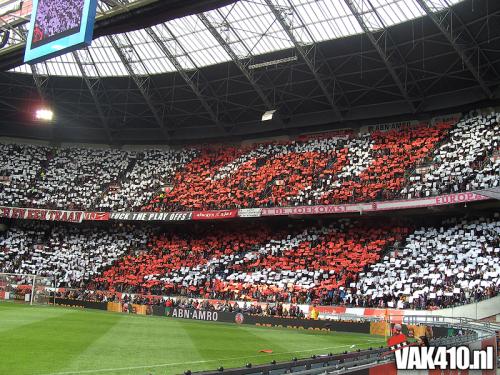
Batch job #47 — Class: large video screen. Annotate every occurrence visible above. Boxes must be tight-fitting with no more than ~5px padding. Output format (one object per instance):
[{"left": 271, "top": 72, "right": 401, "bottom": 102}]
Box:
[{"left": 24, "top": 0, "right": 97, "bottom": 64}]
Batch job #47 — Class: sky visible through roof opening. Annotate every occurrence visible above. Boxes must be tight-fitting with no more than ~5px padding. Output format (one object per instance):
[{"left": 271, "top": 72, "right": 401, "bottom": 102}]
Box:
[{"left": 9, "top": 0, "right": 465, "bottom": 77}]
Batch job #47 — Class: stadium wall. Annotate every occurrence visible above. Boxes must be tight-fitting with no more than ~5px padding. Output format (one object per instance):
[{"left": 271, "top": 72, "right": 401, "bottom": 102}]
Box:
[
  {"left": 314, "top": 297, "right": 500, "bottom": 322},
  {"left": 49, "top": 293, "right": 500, "bottom": 326},
  {"left": 428, "top": 295, "right": 500, "bottom": 321}
]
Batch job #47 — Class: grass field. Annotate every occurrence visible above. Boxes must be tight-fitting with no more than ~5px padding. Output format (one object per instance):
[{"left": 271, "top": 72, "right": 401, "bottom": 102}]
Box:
[{"left": 0, "top": 302, "right": 385, "bottom": 375}]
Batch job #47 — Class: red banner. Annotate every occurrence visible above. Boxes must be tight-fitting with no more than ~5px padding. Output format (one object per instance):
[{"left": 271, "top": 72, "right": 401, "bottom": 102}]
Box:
[
  {"left": 192, "top": 210, "right": 238, "bottom": 220},
  {"left": 83, "top": 212, "right": 110, "bottom": 221},
  {"left": 0, "top": 207, "right": 84, "bottom": 223}
]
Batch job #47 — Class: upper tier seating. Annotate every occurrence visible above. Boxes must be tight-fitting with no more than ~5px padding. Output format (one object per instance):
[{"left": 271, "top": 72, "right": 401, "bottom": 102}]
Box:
[
  {"left": 319, "top": 123, "right": 451, "bottom": 204},
  {"left": 0, "top": 111, "right": 498, "bottom": 212},
  {"left": 0, "top": 143, "right": 48, "bottom": 208},
  {"left": 31, "top": 147, "right": 133, "bottom": 210},
  {"left": 97, "top": 148, "right": 197, "bottom": 211},
  {"left": 402, "top": 113, "right": 500, "bottom": 198}
]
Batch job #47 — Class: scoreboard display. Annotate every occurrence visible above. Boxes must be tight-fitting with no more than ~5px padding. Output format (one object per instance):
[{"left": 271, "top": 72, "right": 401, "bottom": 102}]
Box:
[{"left": 24, "top": 0, "right": 97, "bottom": 64}]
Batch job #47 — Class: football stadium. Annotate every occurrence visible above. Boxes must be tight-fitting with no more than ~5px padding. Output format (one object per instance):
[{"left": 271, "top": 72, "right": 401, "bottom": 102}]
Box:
[{"left": 0, "top": 0, "right": 499, "bottom": 374}]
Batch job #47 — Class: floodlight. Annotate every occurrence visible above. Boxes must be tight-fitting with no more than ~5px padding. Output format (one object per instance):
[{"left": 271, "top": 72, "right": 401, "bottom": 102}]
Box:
[
  {"left": 35, "top": 108, "right": 54, "bottom": 121},
  {"left": 262, "top": 110, "right": 276, "bottom": 122}
]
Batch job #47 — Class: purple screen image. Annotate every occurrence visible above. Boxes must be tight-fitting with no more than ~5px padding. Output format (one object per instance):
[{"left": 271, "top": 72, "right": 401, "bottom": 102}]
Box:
[{"left": 32, "top": 0, "right": 85, "bottom": 46}]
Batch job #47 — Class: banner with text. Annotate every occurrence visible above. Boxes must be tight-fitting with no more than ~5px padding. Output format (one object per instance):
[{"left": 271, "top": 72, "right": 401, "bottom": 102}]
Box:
[
  {"left": 84, "top": 212, "right": 110, "bottom": 221},
  {"left": 0, "top": 207, "right": 84, "bottom": 223},
  {"left": 109, "top": 211, "right": 192, "bottom": 221},
  {"left": 0, "top": 191, "right": 491, "bottom": 223},
  {"left": 237, "top": 208, "right": 262, "bottom": 218},
  {"left": 192, "top": 210, "right": 238, "bottom": 221},
  {"left": 261, "top": 192, "right": 489, "bottom": 217}
]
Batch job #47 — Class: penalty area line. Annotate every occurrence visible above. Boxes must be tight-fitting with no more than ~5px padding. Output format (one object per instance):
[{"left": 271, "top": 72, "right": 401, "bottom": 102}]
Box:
[{"left": 39, "top": 341, "right": 382, "bottom": 375}]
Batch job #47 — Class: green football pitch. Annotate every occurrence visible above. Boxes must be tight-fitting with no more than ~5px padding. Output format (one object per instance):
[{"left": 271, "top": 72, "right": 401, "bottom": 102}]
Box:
[{"left": 0, "top": 302, "right": 385, "bottom": 375}]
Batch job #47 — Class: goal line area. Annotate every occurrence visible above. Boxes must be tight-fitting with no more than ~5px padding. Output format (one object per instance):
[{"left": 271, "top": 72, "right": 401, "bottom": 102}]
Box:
[{"left": 0, "top": 272, "right": 55, "bottom": 305}]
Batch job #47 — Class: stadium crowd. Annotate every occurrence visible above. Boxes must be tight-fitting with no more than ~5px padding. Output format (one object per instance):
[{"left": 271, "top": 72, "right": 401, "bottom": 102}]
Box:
[
  {"left": 401, "top": 112, "right": 500, "bottom": 198},
  {"left": 92, "top": 220, "right": 409, "bottom": 303},
  {"left": 0, "top": 222, "right": 150, "bottom": 288},
  {"left": 356, "top": 216, "right": 500, "bottom": 310},
  {"left": 1, "top": 215, "right": 498, "bottom": 310},
  {"left": 0, "top": 111, "right": 498, "bottom": 212}
]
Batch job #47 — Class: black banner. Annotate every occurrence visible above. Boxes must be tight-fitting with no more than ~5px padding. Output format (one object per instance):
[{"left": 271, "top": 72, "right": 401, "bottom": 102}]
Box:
[
  {"left": 110, "top": 212, "right": 192, "bottom": 221},
  {"left": 152, "top": 305, "right": 167, "bottom": 317},
  {"left": 54, "top": 298, "right": 107, "bottom": 311},
  {"left": 165, "top": 308, "right": 370, "bottom": 333},
  {"left": 432, "top": 326, "right": 452, "bottom": 338},
  {"left": 244, "top": 315, "right": 371, "bottom": 334},
  {"left": 166, "top": 308, "right": 237, "bottom": 323}
]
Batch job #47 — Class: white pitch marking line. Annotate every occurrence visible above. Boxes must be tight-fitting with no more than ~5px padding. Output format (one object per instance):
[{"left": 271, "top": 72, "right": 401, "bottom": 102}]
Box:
[{"left": 40, "top": 341, "right": 383, "bottom": 375}]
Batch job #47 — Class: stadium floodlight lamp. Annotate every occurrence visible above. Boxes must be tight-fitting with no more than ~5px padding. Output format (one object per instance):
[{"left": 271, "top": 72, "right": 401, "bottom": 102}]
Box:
[
  {"left": 262, "top": 110, "right": 276, "bottom": 122},
  {"left": 35, "top": 108, "right": 54, "bottom": 121}
]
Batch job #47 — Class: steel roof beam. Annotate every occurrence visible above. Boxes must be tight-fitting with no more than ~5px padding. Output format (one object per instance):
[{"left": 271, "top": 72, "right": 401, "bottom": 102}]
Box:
[
  {"left": 144, "top": 25, "right": 230, "bottom": 132},
  {"left": 106, "top": 34, "right": 170, "bottom": 139},
  {"left": 71, "top": 50, "right": 114, "bottom": 143},
  {"left": 197, "top": 12, "right": 274, "bottom": 111},
  {"left": 344, "top": 0, "right": 416, "bottom": 113},
  {"left": 15, "top": 23, "right": 49, "bottom": 103},
  {"left": 264, "top": 0, "right": 343, "bottom": 120},
  {"left": 415, "top": 0, "right": 493, "bottom": 99},
  {"left": 29, "top": 63, "right": 49, "bottom": 100},
  {"left": 441, "top": 0, "right": 500, "bottom": 81}
]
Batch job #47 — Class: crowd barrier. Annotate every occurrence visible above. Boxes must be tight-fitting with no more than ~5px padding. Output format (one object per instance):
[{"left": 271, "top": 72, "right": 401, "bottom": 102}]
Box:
[
  {"left": 52, "top": 299, "right": 427, "bottom": 337},
  {"left": 51, "top": 298, "right": 479, "bottom": 343},
  {"left": 54, "top": 298, "right": 107, "bottom": 311}
]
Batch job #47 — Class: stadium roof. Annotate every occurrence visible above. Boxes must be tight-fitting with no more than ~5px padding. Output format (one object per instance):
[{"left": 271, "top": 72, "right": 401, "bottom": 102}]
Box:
[
  {"left": 9, "top": 0, "right": 464, "bottom": 77},
  {"left": 0, "top": 0, "right": 499, "bottom": 144}
]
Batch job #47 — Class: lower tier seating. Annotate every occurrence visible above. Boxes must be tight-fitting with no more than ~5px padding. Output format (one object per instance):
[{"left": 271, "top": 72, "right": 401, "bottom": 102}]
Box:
[
  {"left": 1, "top": 214, "right": 498, "bottom": 309},
  {"left": 356, "top": 216, "right": 500, "bottom": 309}
]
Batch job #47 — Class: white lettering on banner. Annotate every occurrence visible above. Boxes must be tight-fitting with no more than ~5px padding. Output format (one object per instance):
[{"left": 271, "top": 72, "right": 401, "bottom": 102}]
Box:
[
  {"left": 109, "top": 212, "right": 192, "bottom": 221},
  {"left": 169, "top": 308, "right": 219, "bottom": 321},
  {"left": 238, "top": 208, "right": 262, "bottom": 218},
  {"left": 260, "top": 191, "right": 489, "bottom": 217},
  {"left": 168, "top": 212, "right": 192, "bottom": 221},
  {"left": 111, "top": 212, "right": 129, "bottom": 221},
  {"left": 0, "top": 207, "right": 84, "bottom": 223},
  {"left": 435, "top": 192, "right": 486, "bottom": 205}
]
